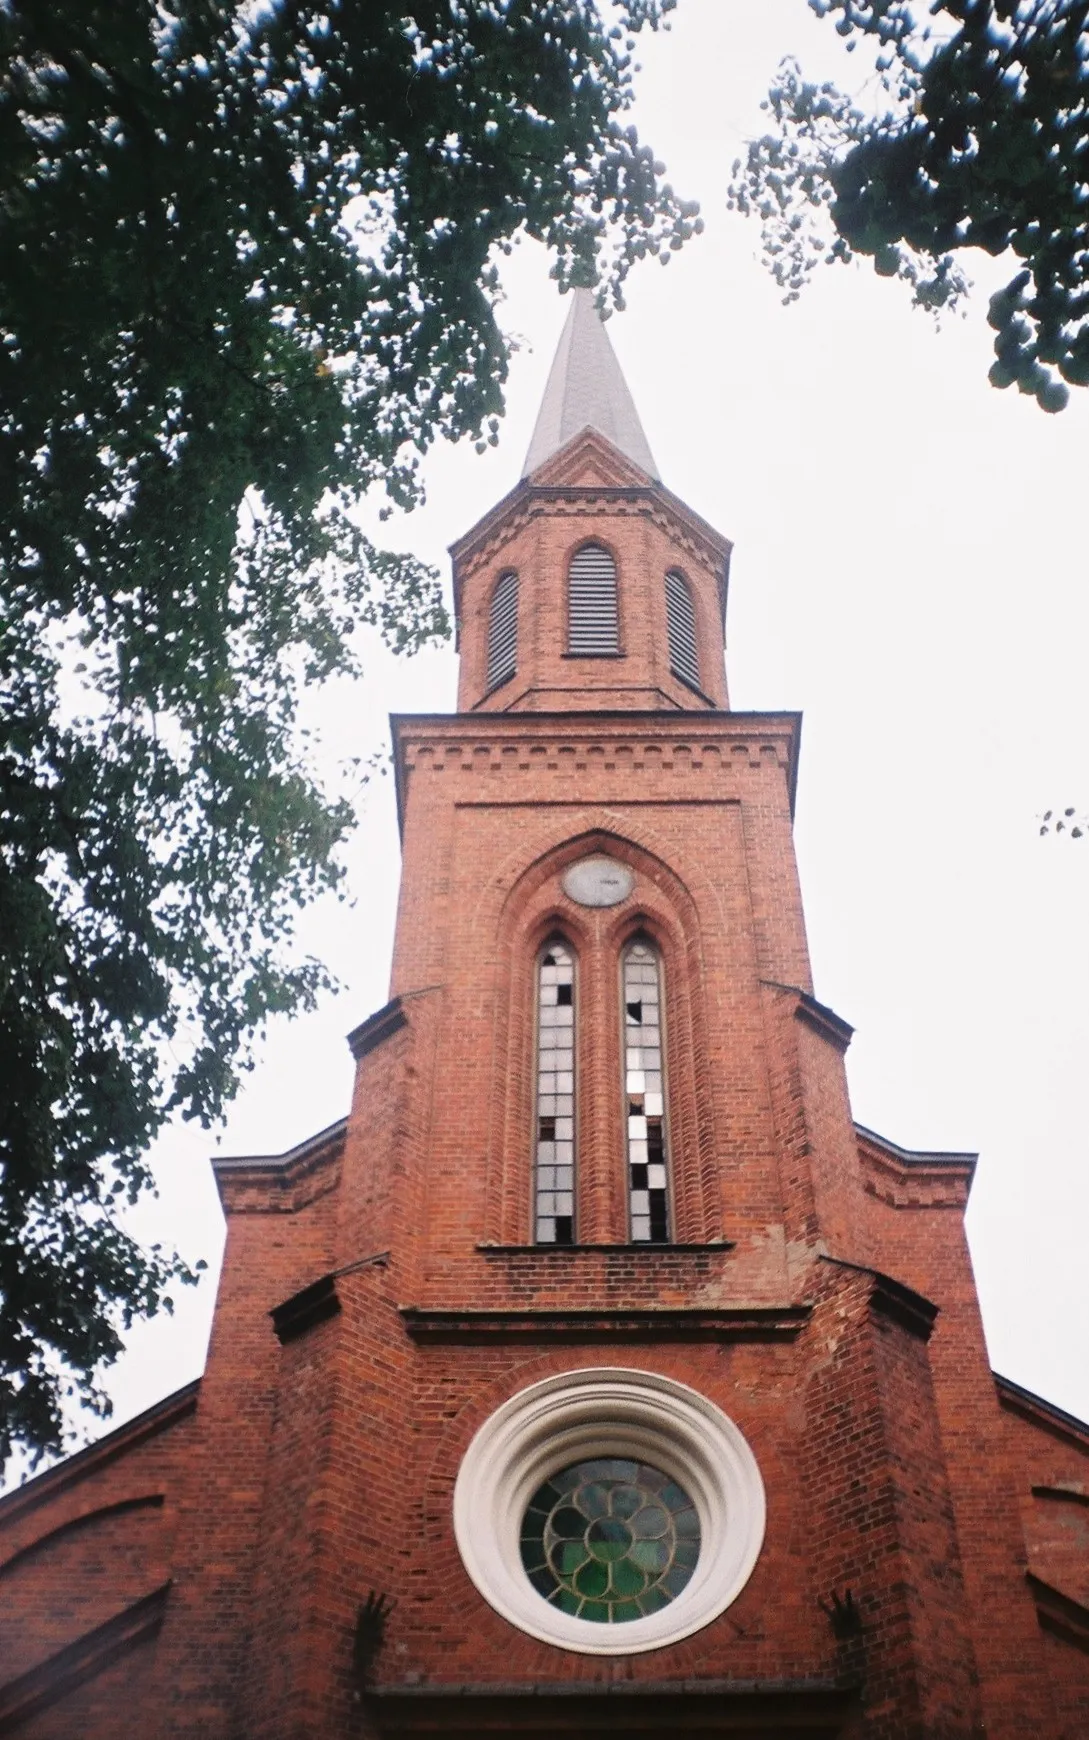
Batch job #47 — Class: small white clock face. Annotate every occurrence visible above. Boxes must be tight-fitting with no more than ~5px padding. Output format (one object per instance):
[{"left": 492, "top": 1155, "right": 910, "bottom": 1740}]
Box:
[{"left": 561, "top": 855, "right": 635, "bottom": 908}]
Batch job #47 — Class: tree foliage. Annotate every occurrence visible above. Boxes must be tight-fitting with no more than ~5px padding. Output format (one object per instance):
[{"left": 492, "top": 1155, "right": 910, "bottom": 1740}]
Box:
[
  {"left": 0, "top": 0, "right": 697, "bottom": 1470},
  {"left": 1041, "top": 807, "right": 1087, "bottom": 837},
  {"left": 727, "top": 1, "right": 1089, "bottom": 410}
]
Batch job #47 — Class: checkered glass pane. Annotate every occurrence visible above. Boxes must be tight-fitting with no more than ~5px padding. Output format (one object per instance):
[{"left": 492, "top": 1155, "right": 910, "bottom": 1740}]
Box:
[
  {"left": 537, "top": 942, "right": 575, "bottom": 1244},
  {"left": 623, "top": 941, "right": 670, "bottom": 1242}
]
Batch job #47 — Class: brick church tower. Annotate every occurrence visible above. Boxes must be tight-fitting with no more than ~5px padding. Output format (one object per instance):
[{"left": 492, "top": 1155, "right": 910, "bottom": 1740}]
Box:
[{"left": 3, "top": 293, "right": 1088, "bottom": 1739}]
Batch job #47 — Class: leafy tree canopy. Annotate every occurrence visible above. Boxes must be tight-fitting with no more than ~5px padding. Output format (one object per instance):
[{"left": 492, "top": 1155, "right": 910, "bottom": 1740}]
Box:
[
  {"left": 0, "top": 0, "right": 697, "bottom": 1470},
  {"left": 727, "top": 0, "right": 1089, "bottom": 411},
  {"left": 1041, "top": 807, "right": 1087, "bottom": 837}
]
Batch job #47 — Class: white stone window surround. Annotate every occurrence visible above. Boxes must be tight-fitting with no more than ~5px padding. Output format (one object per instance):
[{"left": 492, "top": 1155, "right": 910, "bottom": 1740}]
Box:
[{"left": 452, "top": 1368, "right": 766, "bottom": 1656}]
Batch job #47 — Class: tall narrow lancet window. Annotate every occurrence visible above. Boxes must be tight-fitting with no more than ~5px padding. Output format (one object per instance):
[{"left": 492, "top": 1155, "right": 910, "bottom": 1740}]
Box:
[
  {"left": 622, "top": 940, "right": 670, "bottom": 1243},
  {"left": 535, "top": 942, "right": 576, "bottom": 1244},
  {"left": 665, "top": 570, "right": 700, "bottom": 689},
  {"left": 486, "top": 570, "right": 519, "bottom": 691},
  {"left": 568, "top": 543, "right": 619, "bottom": 655}
]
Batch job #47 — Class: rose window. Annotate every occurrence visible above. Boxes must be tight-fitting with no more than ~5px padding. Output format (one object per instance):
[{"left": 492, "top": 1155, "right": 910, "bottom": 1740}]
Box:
[{"left": 520, "top": 1457, "right": 700, "bottom": 1622}]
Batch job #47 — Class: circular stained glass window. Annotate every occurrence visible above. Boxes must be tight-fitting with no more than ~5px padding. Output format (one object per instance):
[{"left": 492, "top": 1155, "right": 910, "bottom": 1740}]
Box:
[{"left": 520, "top": 1457, "right": 700, "bottom": 1622}]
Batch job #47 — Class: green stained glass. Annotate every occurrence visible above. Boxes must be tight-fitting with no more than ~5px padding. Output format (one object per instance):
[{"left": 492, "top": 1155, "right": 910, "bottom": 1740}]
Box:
[
  {"left": 580, "top": 1481, "right": 610, "bottom": 1519},
  {"left": 632, "top": 1503, "right": 669, "bottom": 1537},
  {"left": 611, "top": 1483, "right": 644, "bottom": 1518},
  {"left": 552, "top": 1507, "right": 586, "bottom": 1538},
  {"left": 611, "top": 1558, "right": 646, "bottom": 1597},
  {"left": 574, "top": 1559, "right": 609, "bottom": 1598},
  {"left": 519, "top": 1458, "right": 700, "bottom": 1623},
  {"left": 587, "top": 1516, "right": 631, "bottom": 1561},
  {"left": 631, "top": 1537, "right": 669, "bottom": 1574}
]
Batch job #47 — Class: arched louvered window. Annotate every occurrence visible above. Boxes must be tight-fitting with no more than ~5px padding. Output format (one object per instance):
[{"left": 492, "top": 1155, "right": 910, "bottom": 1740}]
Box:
[
  {"left": 486, "top": 570, "right": 519, "bottom": 691},
  {"left": 568, "top": 542, "right": 619, "bottom": 655},
  {"left": 535, "top": 941, "right": 576, "bottom": 1244},
  {"left": 622, "top": 939, "right": 670, "bottom": 1243},
  {"left": 665, "top": 570, "right": 699, "bottom": 689}
]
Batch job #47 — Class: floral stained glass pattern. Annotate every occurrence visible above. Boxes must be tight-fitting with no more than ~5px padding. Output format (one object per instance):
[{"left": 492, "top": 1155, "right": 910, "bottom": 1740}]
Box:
[
  {"left": 623, "top": 940, "right": 669, "bottom": 1241},
  {"left": 520, "top": 1458, "right": 700, "bottom": 1622},
  {"left": 536, "top": 942, "right": 575, "bottom": 1244}
]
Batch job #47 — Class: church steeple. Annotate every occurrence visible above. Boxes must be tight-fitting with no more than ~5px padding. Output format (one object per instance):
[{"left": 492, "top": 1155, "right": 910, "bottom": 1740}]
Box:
[
  {"left": 521, "top": 288, "right": 659, "bottom": 481},
  {"left": 451, "top": 291, "right": 729, "bottom": 715}
]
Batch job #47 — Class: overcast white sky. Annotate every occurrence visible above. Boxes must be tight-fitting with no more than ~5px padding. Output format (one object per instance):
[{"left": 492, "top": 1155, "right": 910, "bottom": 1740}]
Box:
[{"left": 54, "top": 0, "right": 1089, "bottom": 1462}]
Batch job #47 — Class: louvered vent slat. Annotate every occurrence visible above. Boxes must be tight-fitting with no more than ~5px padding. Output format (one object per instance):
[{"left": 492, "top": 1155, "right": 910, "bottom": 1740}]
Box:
[
  {"left": 486, "top": 570, "right": 519, "bottom": 690},
  {"left": 568, "top": 544, "right": 618, "bottom": 654},
  {"left": 665, "top": 569, "right": 699, "bottom": 689}
]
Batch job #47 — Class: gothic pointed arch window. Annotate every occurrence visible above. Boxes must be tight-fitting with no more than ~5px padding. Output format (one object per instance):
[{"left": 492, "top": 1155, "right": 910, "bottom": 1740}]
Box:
[
  {"left": 487, "top": 569, "right": 519, "bottom": 691},
  {"left": 568, "top": 543, "right": 619, "bottom": 655},
  {"left": 535, "top": 940, "right": 576, "bottom": 1244},
  {"left": 622, "top": 939, "right": 670, "bottom": 1242},
  {"left": 665, "top": 570, "right": 699, "bottom": 690}
]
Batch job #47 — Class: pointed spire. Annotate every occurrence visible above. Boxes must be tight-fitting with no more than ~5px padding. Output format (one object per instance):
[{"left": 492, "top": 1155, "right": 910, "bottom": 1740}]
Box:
[{"left": 521, "top": 289, "right": 659, "bottom": 481}]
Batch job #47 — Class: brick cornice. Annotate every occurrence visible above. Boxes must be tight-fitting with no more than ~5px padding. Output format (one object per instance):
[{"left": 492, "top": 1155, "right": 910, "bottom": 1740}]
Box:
[
  {"left": 365, "top": 1680, "right": 858, "bottom": 1734},
  {"left": 855, "top": 1123, "right": 976, "bottom": 1211},
  {"left": 399, "top": 1304, "right": 810, "bottom": 1343},
  {"left": 347, "top": 995, "right": 408, "bottom": 1060},
  {"left": 212, "top": 1115, "right": 346, "bottom": 1215},
  {"left": 448, "top": 456, "right": 731, "bottom": 632},
  {"left": 391, "top": 709, "right": 803, "bottom": 835},
  {"left": 0, "top": 1383, "right": 198, "bottom": 1525},
  {"left": 761, "top": 982, "right": 854, "bottom": 1053},
  {"left": 996, "top": 1372, "right": 1089, "bottom": 1451},
  {"left": 818, "top": 1254, "right": 939, "bottom": 1341}
]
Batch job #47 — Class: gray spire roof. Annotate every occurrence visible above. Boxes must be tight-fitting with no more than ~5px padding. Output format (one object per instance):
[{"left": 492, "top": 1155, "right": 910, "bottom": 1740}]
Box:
[{"left": 521, "top": 289, "right": 659, "bottom": 481}]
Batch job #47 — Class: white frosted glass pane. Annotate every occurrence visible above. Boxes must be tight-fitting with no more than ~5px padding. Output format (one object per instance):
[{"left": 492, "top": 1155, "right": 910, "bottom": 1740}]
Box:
[
  {"left": 555, "top": 1167, "right": 573, "bottom": 1189},
  {"left": 538, "top": 1095, "right": 557, "bottom": 1115},
  {"left": 644, "top": 1093, "right": 663, "bottom": 1116},
  {"left": 538, "top": 1192, "right": 556, "bottom": 1214},
  {"left": 556, "top": 1071, "right": 574, "bottom": 1092},
  {"left": 630, "top": 1190, "right": 650, "bottom": 1213},
  {"left": 631, "top": 1218, "right": 650, "bottom": 1240},
  {"left": 648, "top": 1164, "right": 667, "bottom": 1189},
  {"left": 555, "top": 1005, "right": 574, "bottom": 1025},
  {"left": 555, "top": 1141, "right": 573, "bottom": 1162},
  {"left": 541, "top": 966, "right": 557, "bottom": 984},
  {"left": 556, "top": 1095, "right": 574, "bottom": 1114},
  {"left": 627, "top": 1071, "right": 645, "bottom": 1094},
  {"left": 556, "top": 1193, "right": 573, "bottom": 1215},
  {"left": 629, "top": 1140, "right": 648, "bottom": 1163},
  {"left": 626, "top": 1048, "right": 642, "bottom": 1069},
  {"left": 537, "top": 1221, "right": 556, "bottom": 1243},
  {"left": 645, "top": 1073, "right": 662, "bottom": 1093},
  {"left": 555, "top": 1118, "right": 574, "bottom": 1140},
  {"left": 538, "top": 1142, "right": 555, "bottom": 1162},
  {"left": 628, "top": 1116, "right": 647, "bottom": 1139},
  {"left": 537, "top": 1166, "right": 556, "bottom": 1188}
]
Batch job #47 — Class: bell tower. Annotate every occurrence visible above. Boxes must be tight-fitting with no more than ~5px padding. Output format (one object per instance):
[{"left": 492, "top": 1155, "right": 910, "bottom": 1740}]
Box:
[
  {"left": 6, "top": 290, "right": 1086, "bottom": 1740},
  {"left": 454, "top": 289, "right": 729, "bottom": 716}
]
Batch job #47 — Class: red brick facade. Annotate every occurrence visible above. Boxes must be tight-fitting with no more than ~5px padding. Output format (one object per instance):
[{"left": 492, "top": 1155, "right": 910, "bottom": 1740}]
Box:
[{"left": 3, "top": 388, "right": 1087, "bottom": 1738}]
